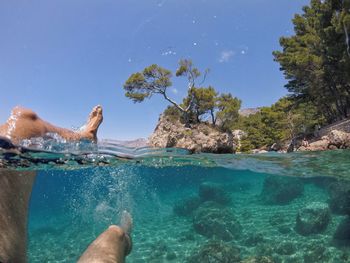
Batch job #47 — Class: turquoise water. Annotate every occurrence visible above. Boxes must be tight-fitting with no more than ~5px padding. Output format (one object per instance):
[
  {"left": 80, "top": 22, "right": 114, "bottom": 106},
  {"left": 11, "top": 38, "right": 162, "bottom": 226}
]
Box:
[{"left": 1, "top": 141, "right": 350, "bottom": 262}]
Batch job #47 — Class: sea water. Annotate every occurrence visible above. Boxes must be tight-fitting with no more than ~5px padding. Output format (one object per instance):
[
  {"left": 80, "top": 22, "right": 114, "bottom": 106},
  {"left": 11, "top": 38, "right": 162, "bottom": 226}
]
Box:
[{"left": 1, "top": 141, "right": 350, "bottom": 262}]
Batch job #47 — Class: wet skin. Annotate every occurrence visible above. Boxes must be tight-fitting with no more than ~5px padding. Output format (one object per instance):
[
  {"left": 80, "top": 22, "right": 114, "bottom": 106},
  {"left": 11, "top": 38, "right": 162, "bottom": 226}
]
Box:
[{"left": 0, "top": 106, "right": 132, "bottom": 263}]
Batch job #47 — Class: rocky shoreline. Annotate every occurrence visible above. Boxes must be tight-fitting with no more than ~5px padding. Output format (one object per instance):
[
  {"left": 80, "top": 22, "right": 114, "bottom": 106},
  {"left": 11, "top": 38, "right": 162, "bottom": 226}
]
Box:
[
  {"left": 146, "top": 115, "right": 350, "bottom": 154},
  {"left": 297, "top": 130, "right": 350, "bottom": 152}
]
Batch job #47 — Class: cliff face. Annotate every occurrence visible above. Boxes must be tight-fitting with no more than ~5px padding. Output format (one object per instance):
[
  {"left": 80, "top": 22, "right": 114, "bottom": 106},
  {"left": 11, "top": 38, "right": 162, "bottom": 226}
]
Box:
[{"left": 149, "top": 115, "right": 236, "bottom": 153}]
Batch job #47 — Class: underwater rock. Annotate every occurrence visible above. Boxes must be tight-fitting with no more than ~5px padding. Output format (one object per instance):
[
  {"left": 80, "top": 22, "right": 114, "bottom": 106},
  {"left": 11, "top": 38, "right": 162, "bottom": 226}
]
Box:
[
  {"left": 193, "top": 202, "right": 242, "bottom": 241},
  {"left": 333, "top": 217, "right": 350, "bottom": 245},
  {"left": 275, "top": 241, "right": 296, "bottom": 255},
  {"left": 199, "top": 182, "right": 231, "bottom": 205},
  {"left": 303, "top": 242, "right": 328, "bottom": 263},
  {"left": 295, "top": 202, "right": 331, "bottom": 235},
  {"left": 187, "top": 241, "right": 240, "bottom": 263},
  {"left": 260, "top": 175, "right": 304, "bottom": 205},
  {"left": 327, "top": 181, "right": 350, "bottom": 215},
  {"left": 173, "top": 196, "right": 201, "bottom": 217}
]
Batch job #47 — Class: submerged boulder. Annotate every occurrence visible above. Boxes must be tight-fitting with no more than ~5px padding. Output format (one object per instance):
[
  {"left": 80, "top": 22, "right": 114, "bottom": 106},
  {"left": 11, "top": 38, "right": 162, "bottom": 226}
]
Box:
[
  {"left": 173, "top": 196, "right": 201, "bottom": 217},
  {"left": 303, "top": 241, "right": 329, "bottom": 263},
  {"left": 199, "top": 182, "right": 231, "bottom": 205},
  {"left": 193, "top": 202, "right": 242, "bottom": 241},
  {"left": 187, "top": 241, "right": 240, "bottom": 263},
  {"left": 260, "top": 175, "right": 304, "bottom": 205},
  {"left": 295, "top": 202, "right": 331, "bottom": 235},
  {"left": 327, "top": 181, "right": 350, "bottom": 215},
  {"left": 333, "top": 217, "right": 350, "bottom": 245}
]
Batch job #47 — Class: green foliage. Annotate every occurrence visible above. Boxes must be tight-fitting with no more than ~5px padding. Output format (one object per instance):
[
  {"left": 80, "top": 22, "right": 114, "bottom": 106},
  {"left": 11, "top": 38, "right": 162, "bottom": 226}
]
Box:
[
  {"left": 124, "top": 65, "right": 172, "bottom": 103},
  {"left": 124, "top": 59, "right": 241, "bottom": 128},
  {"left": 123, "top": 59, "right": 208, "bottom": 126},
  {"left": 216, "top": 93, "right": 242, "bottom": 130},
  {"left": 184, "top": 86, "right": 218, "bottom": 123},
  {"left": 234, "top": 97, "right": 325, "bottom": 152},
  {"left": 163, "top": 105, "right": 182, "bottom": 122},
  {"left": 273, "top": 0, "right": 350, "bottom": 123}
]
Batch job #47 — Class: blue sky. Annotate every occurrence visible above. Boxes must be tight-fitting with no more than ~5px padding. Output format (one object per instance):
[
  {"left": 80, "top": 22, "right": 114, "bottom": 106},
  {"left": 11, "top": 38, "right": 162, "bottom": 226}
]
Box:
[{"left": 0, "top": 0, "right": 309, "bottom": 140}]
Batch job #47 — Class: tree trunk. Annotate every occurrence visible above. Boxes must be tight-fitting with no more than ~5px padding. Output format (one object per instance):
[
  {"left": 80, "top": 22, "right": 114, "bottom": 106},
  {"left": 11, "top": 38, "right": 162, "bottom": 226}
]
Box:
[{"left": 210, "top": 110, "right": 216, "bottom": 126}]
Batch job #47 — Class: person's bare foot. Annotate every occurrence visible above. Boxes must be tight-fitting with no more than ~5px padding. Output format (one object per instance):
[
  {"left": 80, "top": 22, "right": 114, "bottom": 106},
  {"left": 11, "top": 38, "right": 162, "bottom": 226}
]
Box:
[
  {"left": 119, "top": 210, "right": 133, "bottom": 255},
  {"left": 120, "top": 210, "right": 133, "bottom": 235},
  {"left": 80, "top": 105, "right": 103, "bottom": 142}
]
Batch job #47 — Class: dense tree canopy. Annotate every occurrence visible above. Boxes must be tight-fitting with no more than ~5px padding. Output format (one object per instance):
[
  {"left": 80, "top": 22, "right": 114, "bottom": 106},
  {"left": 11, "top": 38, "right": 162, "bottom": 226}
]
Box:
[
  {"left": 273, "top": 0, "right": 350, "bottom": 123},
  {"left": 234, "top": 97, "right": 324, "bottom": 152}
]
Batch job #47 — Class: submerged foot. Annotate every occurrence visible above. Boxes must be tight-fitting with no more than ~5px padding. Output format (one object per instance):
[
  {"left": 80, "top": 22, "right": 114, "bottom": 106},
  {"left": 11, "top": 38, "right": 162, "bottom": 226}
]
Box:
[
  {"left": 81, "top": 105, "right": 103, "bottom": 141},
  {"left": 119, "top": 210, "right": 133, "bottom": 256},
  {"left": 120, "top": 210, "right": 133, "bottom": 235}
]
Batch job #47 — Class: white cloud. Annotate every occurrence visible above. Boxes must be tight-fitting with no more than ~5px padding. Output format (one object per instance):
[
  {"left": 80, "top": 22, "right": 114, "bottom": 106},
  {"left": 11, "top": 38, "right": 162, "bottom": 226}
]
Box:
[
  {"left": 171, "top": 88, "right": 178, "bottom": 94},
  {"left": 219, "top": 50, "right": 235, "bottom": 63}
]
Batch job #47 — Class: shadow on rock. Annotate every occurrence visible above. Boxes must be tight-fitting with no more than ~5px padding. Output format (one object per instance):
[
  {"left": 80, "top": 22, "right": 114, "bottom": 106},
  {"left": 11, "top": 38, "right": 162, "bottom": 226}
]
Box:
[
  {"left": 327, "top": 181, "right": 350, "bottom": 215},
  {"left": 260, "top": 175, "right": 304, "bottom": 205},
  {"left": 199, "top": 182, "right": 231, "bottom": 205},
  {"left": 173, "top": 196, "right": 201, "bottom": 217},
  {"left": 333, "top": 216, "right": 350, "bottom": 246}
]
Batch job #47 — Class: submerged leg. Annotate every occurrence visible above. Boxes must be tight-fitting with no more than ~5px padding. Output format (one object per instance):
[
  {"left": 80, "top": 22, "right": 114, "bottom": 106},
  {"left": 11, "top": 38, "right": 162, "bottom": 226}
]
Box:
[
  {"left": 78, "top": 211, "right": 133, "bottom": 263},
  {"left": 0, "top": 170, "right": 36, "bottom": 263}
]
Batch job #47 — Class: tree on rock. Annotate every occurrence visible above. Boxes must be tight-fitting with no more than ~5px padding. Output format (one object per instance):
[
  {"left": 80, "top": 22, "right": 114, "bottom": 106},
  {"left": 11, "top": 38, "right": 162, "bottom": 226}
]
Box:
[
  {"left": 123, "top": 59, "right": 241, "bottom": 128},
  {"left": 123, "top": 59, "right": 207, "bottom": 126},
  {"left": 184, "top": 86, "right": 218, "bottom": 124}
]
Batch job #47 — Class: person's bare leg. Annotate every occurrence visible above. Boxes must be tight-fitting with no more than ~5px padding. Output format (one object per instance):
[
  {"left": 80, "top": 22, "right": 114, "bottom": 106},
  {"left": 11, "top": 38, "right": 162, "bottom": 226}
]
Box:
[
  {"left": 0, "top": 170, "right": 35, "bottom": 262},
  {"left": 0, "top": 106, "right": 103, "bottom": 262},
  {"left": 1, "top": 105, "right": 103, "bottom": 144},
  {"left": 78, "top": 211, "right": 133, "bottom": 263}
]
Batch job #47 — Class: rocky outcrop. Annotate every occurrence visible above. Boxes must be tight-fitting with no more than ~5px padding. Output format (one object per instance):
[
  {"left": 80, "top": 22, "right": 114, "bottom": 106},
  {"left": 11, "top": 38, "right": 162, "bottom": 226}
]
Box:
[
  {"left": 173, "top": 196, "right": 201, "bottom": 217},
  {"left": 327, "top": 181, "right": 350, "bottom": 215},
  {"left": 149, "top": 115, "right": 236, "bottom": 153},
  {"left": 333, "top": 217, "right": 350, "bottom": 245},
  {"left": 295, "top": 202, "right": 331, "bottom": 235},
  {"left": 298, "top": 130, "right": 350, "bottom": 152},
  {"left": 193, "top": 201, "right": 242, "bottom": 241}
]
